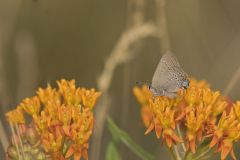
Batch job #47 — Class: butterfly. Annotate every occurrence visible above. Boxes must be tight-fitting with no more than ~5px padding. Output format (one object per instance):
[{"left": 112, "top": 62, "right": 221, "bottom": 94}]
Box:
[{"left": 149, "top": 51, "right": 189, "bottom": 98}]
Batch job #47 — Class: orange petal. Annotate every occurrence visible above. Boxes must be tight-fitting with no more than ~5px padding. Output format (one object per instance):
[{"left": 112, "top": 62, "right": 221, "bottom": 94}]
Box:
[
  {"left": 175, "top": 112, "right": 185, "bottom": 122},
  {"left": 196, "top": 129, "right": 202, "bottom": 142},
  {"left": 74, "top": 151, "right": 82, "bottom": 160},
  {"left": 155, "top": 124, "right": 162, "bottom": 139},
  {"left": 65, "top": 145, "right": 74, "bottom": 158},
  {"left": 221, "top": 141, "right": 232, "bottom": 160},
  {"left": 165, "top": 136, "right": 173, "bottom": 148},
  {"left": 144, "top": 122, "right": 154, "bottom": 135},
  {"left": 216, "top": 142, "right": 222, "bottom": 153},
  {"left": 141, "top": 106, "right": 153, "bottom": 127},
  {"left": 59, "top": 154, "right": 65, "bottom": 160},
  {"left": 171, "top": 132, "right": 182, "bottom": 143},
  {"left": 82, "top": 149, "right": 89, "bottom": 160},
  {"left": 63, "top": 125, "right": 70, "bottom": 136},
  {"left": 209, "top": 136, "right": 218, "bottom": 148},
  {"left": 189, "top": 139, "right": 196, "bottom": 153},
  {"left": 230, "top": 149, "right": 237, "bottom": 160}
]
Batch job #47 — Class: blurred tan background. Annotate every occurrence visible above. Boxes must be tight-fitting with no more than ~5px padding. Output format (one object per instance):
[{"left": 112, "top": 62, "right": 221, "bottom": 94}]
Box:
[{"left": 1, "top": 0, "right": 240, "bottom": 159}]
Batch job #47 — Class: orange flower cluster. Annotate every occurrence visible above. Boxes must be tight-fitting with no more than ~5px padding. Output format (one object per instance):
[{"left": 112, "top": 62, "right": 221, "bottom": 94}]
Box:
[
  {"left": 133, "top": 78, "right": 240, "bottom": 160},
  {"left": 6, "top": 79, "right": 101, "bottom": 160}
]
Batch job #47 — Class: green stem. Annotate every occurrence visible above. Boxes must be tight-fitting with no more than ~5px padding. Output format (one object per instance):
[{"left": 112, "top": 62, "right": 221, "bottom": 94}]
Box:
[
  {"left": 173, "top": 145, "right": 182, "bottom": 160},
  {"left": 107, "top": 117, "right": 155, "bottom": 160},
  {"left": 62, "top": 138, "right": 72, "bottom": 157},
  {"left": 165, "top": 144, "right": 177, "bottom": 160},
  {"left": 10, "top": 122, "right": 21, "bottom": 160},
  {"left": 195, "top": 148, "right": 212, "bottom": 160},
  {"left": 176, "top": 124, "right": 186, "bottom": 153},
  {"left": 183, "top": 144, "right": 214, "bottom": 160},
  {"left": 15, "top": 124, "right": 26, "bottom": 159}
]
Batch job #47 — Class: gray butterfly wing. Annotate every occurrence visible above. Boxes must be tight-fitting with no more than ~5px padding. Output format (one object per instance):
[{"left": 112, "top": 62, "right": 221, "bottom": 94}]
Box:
[
  {"left": 164, "top": 66, "right": 187, "bottom": 92},
  {"left": 151, "top": 52, "right": 187, "bottom": 93}
]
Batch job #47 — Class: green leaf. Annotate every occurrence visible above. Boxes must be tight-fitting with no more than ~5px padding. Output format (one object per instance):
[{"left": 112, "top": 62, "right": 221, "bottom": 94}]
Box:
[
  {"left": 107, "top": 117, "right": 155, "bottom": 160},
  {"left": 105, "top": 142, "right": 122, "bottom": 160}
]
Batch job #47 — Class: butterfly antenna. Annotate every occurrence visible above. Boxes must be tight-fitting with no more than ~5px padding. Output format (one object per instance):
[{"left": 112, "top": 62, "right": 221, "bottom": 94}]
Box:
[
  {"left": 136, "top": 81, "right": 144, "bottom": 85},
  {"left": 135, "top": 81, "right": 151, "bottom": 87}
]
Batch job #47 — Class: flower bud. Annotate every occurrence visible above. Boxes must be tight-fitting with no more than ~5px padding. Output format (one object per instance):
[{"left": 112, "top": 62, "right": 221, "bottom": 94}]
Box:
[
  {"left": 11, "top": 134, "right": 20, "bottom": 147},
  {"left": 31, "top": 147, "right": 40, "bottom": 155},
  {"left": 23, "top": 143, "right": 31, "bottom": 153},
  {"left": 36, "top": 151, "right": 47, "bottom": 160},
  {"left": 24, "top": 152, "right": 34, "bottom": 160},
  {"left": 18, "top": 124, "right": 26, "bottom": 138},
  {"left": 7, "top": 145, "right": 18, "bottom": 159},
  {"left": 26, "top": 126, "right": 39, "bottom": 145}
]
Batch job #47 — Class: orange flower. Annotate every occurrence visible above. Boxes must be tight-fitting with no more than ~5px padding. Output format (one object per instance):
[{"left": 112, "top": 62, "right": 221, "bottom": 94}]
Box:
[
  {"left": 133, "top": 78, "right": 239, "bottom": 160},
  {"left": 81, "top": 88, "right": 101, "bottom": 109},
  {"left": 189, "top": 78, "right": 210, "bottom": 89},
  {"left": 209, "top": 110, "right": 240, "bottom": 160},
  {"left": 233, "top": 101, "right": 240, "bottom": 120},
  {"left": 133, "top": 85, "right": 155, "bottom": 128},
  {"left": 162, "top": 128, "right": 182, "bottom": 148},
  {"left": 6, "top": 79, "right": 101, "bottom": 160},
  {"left": 33, "top": 111, "right": 51, "bottom": 132},
  {"left": 5, "top": 107, "right": 25, "bottom": 124},
  {"left": 141, "top": 105, "right": 154, "bottom": 127},
  {"left": 20, "top": 96, "right": 40, "bottom": 116},
  {"left": 57, "top": 79, "right": 82, "bottom": 106},
  {"left": 185, "top": 103, "right": 211, "bottom": 153},
  {"left": 133, "top": 85, "right": 152, "bottom": 105},
  {"left": 65, "top": 143, "right": 89, "bottom": 160},
  {"left": 37, "top": 84, "right": 60, "bottom": 105},
  {"left": 71, "top": 108, "right": 94, "bottom": 145},
  {"left": 144, "top": 97, "right": 182, "bottom": 147},
  {"left": 65, "top": 108, "right": 93, "bottom": 160},
  {"left": 42, "top": 130, "right": 64, "bottom": 158},
  {"left": 212, "top": 97, "right": 228, "bottom": 117},
  {"left": 202, "top": 89, "right": 220, "bottom": 106},
  {"left": 184, "top": 87, "right": 201, "bottom": 106},
  {"left": 58, "top": 105, "right": 72, "bottom": 136}
]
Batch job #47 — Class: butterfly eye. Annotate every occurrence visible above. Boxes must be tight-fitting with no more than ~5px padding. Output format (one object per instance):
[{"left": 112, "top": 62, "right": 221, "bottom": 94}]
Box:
[
  {"left": 148, "top": 85, "right": 151, "bottom": 90},
  {"left": 148, "top": 84, "right": 154, "bottom": 90},
  {"left": 182, "top": 79, "right": 189, "bottom": 89}
]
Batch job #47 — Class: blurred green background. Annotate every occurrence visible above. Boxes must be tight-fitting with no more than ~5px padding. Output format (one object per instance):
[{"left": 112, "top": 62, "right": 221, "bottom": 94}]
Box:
[{"left": 1, "top": 0, "right": 240, "bottom": 159}]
